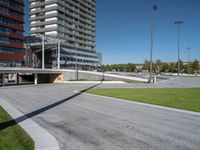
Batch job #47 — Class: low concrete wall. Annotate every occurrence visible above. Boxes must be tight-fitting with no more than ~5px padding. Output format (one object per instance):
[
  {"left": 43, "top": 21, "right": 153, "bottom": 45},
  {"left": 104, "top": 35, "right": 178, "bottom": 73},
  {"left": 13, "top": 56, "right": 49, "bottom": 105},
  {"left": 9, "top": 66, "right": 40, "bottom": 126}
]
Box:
[
  {"left": 64, "top": 71, "right": 103, "bottom": 81},
  {"left": 63, "top": 71, "right": 142, "bottom": 81},
  {"left": 63, "top": 71, "right": 134, "bottom": 82}
]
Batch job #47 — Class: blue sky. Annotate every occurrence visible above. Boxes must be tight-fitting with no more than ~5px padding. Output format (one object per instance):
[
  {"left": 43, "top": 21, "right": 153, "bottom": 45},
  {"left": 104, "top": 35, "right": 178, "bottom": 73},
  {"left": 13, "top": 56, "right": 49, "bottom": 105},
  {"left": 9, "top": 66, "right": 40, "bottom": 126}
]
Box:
[{"left": 24, "top": 0, "right": 200, "bottom": 64}]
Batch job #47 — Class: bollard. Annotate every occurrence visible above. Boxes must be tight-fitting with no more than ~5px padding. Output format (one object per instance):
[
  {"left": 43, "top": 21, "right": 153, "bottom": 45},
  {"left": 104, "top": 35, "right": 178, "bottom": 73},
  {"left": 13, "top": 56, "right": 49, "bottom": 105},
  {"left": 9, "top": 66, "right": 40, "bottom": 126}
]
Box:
[
  {"left": 153, "top": 75, "right": 157, "bottom": 84},
  {"left": 34, "top": 73, "right": 38, "bottom": 85}
]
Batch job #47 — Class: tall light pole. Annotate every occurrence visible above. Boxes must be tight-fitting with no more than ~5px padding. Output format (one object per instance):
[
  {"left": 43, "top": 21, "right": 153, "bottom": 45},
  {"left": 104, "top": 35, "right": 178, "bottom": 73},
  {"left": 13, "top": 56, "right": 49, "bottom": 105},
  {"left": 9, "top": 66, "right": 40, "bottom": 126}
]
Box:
[
  {"left": 186, "top": 47, "right": 192, "bottom": 73},
  {"left": 42, "top": 35, "right": 45, "bottom": 69},
  {"left": 174, "top": 20, "right": 183, "bottom": 76},
  {"left": 75, "top": 50, "right": 78, "bottom": 80},
  {"left": 149, "top": 5, "right": 158, "bottom": 83},
  {"left": 57, "top": 41, "right": 61, "bottom": 69}
]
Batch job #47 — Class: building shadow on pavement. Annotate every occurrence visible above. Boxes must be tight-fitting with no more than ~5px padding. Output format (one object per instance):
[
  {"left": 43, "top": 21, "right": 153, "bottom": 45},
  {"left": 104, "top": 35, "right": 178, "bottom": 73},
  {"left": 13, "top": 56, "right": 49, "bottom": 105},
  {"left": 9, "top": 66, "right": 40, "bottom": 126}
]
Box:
[{"left": 0, "top": 83, "right": 101, "bottom": 131}]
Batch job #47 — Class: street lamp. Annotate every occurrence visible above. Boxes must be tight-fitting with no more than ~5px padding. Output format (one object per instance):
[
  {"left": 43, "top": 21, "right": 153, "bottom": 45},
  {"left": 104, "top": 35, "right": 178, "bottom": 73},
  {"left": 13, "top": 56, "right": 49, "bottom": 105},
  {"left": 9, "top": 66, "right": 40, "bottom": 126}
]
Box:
[
  {"left": 149, "top": 5, "right": 158, "bottom": 83},
  {"left": 174, "top": 20, "right": 183, "bottom": 76},
  {"left": 75, "top": 49, "right": 78, "bottom": 80},
  {"left": 57, "top": 41, "right": 61, "bottom": 69},
  {"left": 42, "top": 35, "right": 45, "bottom": 69},
  {"left": 186, "top": 47, "right": 192, "bottom": 73}
]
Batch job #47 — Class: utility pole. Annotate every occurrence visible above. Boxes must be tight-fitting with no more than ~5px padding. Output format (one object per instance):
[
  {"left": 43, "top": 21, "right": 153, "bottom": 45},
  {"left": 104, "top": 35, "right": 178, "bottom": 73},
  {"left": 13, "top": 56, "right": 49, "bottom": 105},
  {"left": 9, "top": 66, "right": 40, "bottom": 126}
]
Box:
[
  {"left": 174, "top": 20, "right": 183, "bottom": 76},
  {"left": 187, "top": 47, "right": 192, "bottom": 73},
  {"left": 149, "top": 5, "right": 157, "bottom": 83}
]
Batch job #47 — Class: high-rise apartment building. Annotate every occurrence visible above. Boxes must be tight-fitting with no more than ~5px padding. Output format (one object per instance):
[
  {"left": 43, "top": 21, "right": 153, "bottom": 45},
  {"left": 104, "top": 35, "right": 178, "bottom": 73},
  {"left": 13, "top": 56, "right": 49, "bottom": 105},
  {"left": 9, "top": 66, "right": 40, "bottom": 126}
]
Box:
[
  {"left": 29, "top": 0, "right": 100, "bottom": 69},
  {"left": 0, "top": 0, "right": 24, "bottom": 67}
]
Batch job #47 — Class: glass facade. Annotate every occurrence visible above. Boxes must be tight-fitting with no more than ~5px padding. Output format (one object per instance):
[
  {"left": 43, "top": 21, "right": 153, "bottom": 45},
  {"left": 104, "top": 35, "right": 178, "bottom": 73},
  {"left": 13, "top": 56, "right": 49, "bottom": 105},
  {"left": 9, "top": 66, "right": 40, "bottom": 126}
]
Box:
[
  {"left": 0, "top": 0, "right": 23, "bottom": 10},
  {"left": 0, "top": 0, "right": 24, "bottom": 67}
]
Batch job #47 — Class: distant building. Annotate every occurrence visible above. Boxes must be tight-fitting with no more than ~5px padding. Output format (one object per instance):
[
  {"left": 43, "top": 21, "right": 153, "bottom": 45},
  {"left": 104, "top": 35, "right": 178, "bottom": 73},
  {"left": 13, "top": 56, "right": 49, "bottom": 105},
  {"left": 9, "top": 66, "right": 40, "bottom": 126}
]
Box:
[
  {"left": 0, "top": 0, "right": 24, "bottom": 67},
  {"left": 29, "top": 0, "right": 101, "bottom": 70},
  {"left": 97, "top": 52, "right": 102, "bottom": 66},
  {"left": 135, "top": 64, "right": 143, "bottom": 70}
]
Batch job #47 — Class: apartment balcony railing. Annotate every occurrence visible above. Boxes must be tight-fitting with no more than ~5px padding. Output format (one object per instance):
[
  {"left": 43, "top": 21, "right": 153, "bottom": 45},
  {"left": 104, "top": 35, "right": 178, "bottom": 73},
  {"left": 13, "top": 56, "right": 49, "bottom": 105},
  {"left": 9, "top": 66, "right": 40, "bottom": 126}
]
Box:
[
  {"left": 0, "top": 33, "right": 24, "bottom": 40},
  {"left": 30, "top": 26, "right": 58, "bottom": 34},
  {"left": 57, "top": 1, "right": 95, "bottom": 21},
  {"left": 76, "top": 0, "right": 96, "bottom": 12},
  {"left": 30, "top": 13, "right": 58, "bottom": 21},
  {"left": 30, "top": 0, "right": 57, "bottom": 9},
  {"left": 57, "top": 14, "right": 95, "bottom": 32},
  {"left": 30, "top": 5, "right": 59, "bottom": 15},
  {"left": 60, "top": 52, "right": 99, "bottom": 62},
  {"left": 67, "top": 0, "right": 95, "bottom": 16},
  {"left": 0, "top": 3, "right": 23, "bottom": 13},
  {"left": 61, "top": 48, "right": 98, "bottom": 58},
  {"left": 30, "top": 20, "right": 95, "bottom": 42},
  {"left": 30, "top": 20, "right": 58, "bottom": 28},
  {"left": 60, "top": 41, "right": 96, "bottom": 52}
]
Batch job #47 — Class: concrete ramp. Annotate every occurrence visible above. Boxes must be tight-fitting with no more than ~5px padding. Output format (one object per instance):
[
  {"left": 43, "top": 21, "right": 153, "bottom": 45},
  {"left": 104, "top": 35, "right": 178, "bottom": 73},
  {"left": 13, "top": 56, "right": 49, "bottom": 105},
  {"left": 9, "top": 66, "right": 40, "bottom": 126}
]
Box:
[
  {"left": 82, "top": 71, "right": 149, "bottom": 82},
  {"left": 63, "top": 70, "right": 149, "bottom": 83}
]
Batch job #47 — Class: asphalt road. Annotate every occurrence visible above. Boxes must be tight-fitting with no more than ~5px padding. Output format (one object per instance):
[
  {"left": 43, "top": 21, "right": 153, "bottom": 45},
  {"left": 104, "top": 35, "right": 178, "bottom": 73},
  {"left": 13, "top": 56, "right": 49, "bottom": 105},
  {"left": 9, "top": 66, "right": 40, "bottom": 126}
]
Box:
[{"left": 0, "top": 78, "right": 200, "bottom": 150}]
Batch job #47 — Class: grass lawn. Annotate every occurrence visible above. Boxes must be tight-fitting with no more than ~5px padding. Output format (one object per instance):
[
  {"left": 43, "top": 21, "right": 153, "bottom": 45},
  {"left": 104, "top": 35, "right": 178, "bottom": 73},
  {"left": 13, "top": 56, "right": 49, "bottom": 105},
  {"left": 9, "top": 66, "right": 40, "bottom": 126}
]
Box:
[
  {"left": 0, "top": 106, "right": 34, "bottom": 150},
  {"left": 87, "top": 88, "right": 200, "bottom": 112}
]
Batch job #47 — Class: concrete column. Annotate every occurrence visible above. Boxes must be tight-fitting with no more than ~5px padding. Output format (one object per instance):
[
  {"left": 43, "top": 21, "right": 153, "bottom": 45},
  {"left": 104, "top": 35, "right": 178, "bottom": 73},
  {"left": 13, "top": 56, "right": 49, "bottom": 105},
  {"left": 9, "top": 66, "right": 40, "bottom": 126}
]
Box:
[
  {"left": 1, "top": 74, "right": 4, "bottom": 86},
  {"left": 16, "top": 73, "right": 19, "bottom": 85},
  {"left": 34, "top": 73, "right": 38, "bottom": 85},
  {"left": 153, "top": 75, "right": 157, "bottom": 84}
]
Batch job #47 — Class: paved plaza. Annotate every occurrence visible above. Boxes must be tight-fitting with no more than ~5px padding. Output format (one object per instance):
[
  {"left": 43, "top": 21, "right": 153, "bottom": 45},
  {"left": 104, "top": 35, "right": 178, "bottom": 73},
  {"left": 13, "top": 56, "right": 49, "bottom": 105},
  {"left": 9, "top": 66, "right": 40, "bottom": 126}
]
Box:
[{"left": 0, "top": 77, "right": 200, "bottom": 150}]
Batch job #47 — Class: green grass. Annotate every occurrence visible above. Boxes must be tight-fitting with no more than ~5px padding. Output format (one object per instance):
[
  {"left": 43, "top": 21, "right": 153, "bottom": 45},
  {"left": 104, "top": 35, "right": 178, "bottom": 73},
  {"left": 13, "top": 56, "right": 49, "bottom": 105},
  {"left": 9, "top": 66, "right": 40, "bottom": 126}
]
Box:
[
  {"left": 0, "top": 106, "right": 34, "bottom": 150},
  {"left": 87, "top": 88, "right": 200, "bottom": 112}
]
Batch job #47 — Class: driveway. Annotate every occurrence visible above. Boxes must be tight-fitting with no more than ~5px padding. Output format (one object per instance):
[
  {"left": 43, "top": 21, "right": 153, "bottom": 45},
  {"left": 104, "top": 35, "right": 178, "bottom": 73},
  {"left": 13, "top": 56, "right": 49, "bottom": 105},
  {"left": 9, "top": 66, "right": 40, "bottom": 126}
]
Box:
[{"left": 0, "top": 79, "right": 200, "bottom": 150}]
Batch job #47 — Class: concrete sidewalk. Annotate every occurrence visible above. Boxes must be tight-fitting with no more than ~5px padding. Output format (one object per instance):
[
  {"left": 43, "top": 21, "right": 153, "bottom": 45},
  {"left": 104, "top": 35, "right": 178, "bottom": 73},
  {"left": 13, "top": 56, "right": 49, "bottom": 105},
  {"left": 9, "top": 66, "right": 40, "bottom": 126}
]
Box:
[{"left": 0, "top": 98, "right": 60, "bottom": 150}]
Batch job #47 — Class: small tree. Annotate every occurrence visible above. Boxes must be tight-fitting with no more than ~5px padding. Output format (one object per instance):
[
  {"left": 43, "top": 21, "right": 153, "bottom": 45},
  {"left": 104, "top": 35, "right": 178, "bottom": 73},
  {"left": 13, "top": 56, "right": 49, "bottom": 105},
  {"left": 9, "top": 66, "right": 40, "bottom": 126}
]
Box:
[
  {"left": 169, "top": 63, "right": 176, "bottom": 72},
  {"left": 105, "top": 64, "right": 110, "bottom": 71},
  {"left": 101, "top": 65, "right": 106, "bottom": 71},
  {"left": 175, "top": 60, "right": 184, "bottom": 72},
  {"left": 142, "top": 60, "right": 151, "bottom": 71},
  {"left": 154, "top": 59, "right": 162, "bottom": 73},
  {"left": 190, "top": 60, "right": 199, "bottom": 72},
  {"left": 127, "top": 63, "right": 136, "bottom": 72},
  {"left": 161, "top": 63, "right": 170, "bottom": 72}
]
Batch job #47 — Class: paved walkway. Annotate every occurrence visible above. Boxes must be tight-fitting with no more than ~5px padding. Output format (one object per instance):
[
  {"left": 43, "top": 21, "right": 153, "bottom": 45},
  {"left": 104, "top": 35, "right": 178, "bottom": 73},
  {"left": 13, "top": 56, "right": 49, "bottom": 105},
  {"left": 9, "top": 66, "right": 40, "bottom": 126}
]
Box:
[
  {"left": 97, "top": 77, "right": 200, "bottom": 88},
  {"left": 0, "top": 78, "right": 200, "bottom": 150}
]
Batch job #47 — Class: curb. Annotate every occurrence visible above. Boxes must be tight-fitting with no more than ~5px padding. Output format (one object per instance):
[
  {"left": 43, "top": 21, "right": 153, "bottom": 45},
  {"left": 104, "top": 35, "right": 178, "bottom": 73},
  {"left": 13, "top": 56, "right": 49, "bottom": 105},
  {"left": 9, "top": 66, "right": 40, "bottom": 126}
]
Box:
[
  {"left": 82, "top": 92, "right": 200, "bottom": 116},
  {"left": 0, "top": 98, "right": 60, "bottom": 150},
  {"left": 64, "top": 81, "right": 126, "bottom": 84}
]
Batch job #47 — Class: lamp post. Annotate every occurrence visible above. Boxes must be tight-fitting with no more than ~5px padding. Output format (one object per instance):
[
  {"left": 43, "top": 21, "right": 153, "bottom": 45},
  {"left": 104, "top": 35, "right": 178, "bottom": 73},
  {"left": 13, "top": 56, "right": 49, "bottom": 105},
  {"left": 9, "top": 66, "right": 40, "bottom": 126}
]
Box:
[
  {"left": 42, "top": 35, "right": 45, "bottom": 69},
  {"left": 57, "top": 41, "right": 61, "bottom": 69},
  {"left": 149, "top": 5, "right": 158, "bottom": 83},
  {"left": 174, "top": 20, "right": 183, "bottom": 76},
  {"left": 186, "top": 47, "right": 192, "bottom": 73},
  {"left": 75, "top": 50, "right": 78, "bottom": 80}
]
